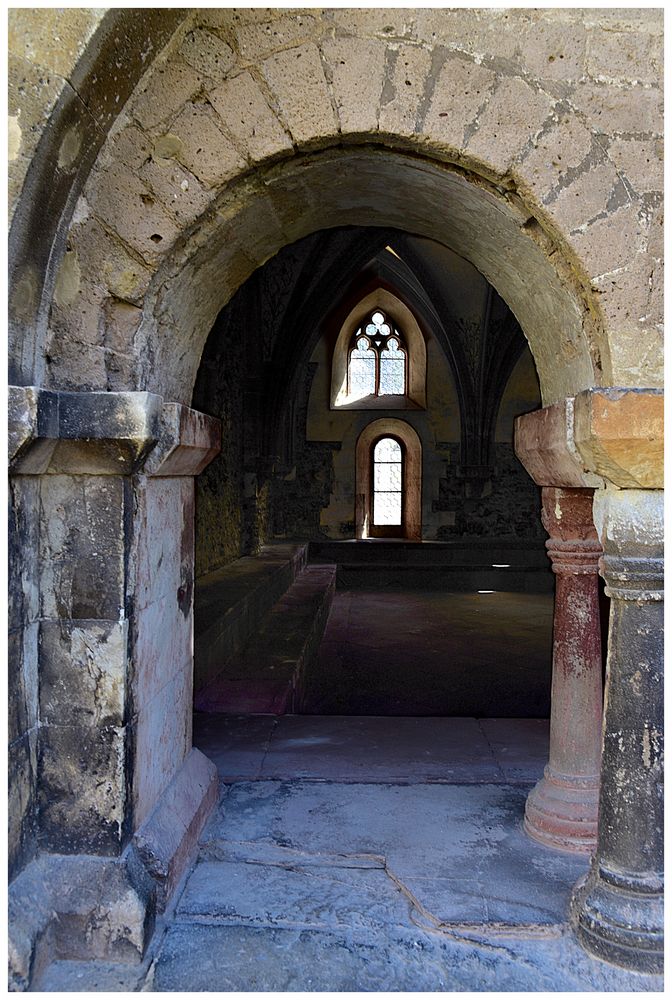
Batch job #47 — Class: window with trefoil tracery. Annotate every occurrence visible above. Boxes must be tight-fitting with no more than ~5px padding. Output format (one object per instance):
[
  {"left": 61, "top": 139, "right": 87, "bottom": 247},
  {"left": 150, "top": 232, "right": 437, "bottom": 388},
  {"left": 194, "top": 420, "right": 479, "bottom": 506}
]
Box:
[{"left": 347, "top": 310, "right": 407, "bottom": 401}]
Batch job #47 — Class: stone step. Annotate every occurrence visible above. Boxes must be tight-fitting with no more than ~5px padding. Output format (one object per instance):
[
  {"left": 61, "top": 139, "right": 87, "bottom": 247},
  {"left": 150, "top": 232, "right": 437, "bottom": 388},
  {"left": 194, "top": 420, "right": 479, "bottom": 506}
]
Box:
[
  {"left": 194, "top": 564, "right": 337, "bottom": 715},
  {"left": 194, "top": 544, "right": 308, "bottom": 696}
]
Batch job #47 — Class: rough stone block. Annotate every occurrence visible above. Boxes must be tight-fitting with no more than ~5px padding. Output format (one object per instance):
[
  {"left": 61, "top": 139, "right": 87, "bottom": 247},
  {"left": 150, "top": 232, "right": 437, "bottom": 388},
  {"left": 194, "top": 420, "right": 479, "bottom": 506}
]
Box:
[
  {"left": 179, "top": 27, "right": 237, "bottom": 80},
  {"left": 546, "top": 161, "right": 621, "bottom": 233},
  {"left": 607, "top": 137, "right": 663, "bottom": 196},
  {"left": 234, "top": 13, "right": 319, "bottom": 61},
  {"left": 208, "top": 70, "right": 292, "bottom": 163},
  {"left": 413, "top": 8, "right": 519, "bottom": 60},
  {"left": 170, "top": 101, "right": 246, "bottom": 188},
  {"left": 39, "top": 474, "right": 127, "bottom": 619},
  {"left": 571, "top": 201, "right": 646, "bottom": 279},
  {"left": 586, "top": 27, "right": 662, "bottom": 85},
  {"left": 8, "top": 852, "right": 154, "bottom": 988},
  {"left": 574, "top": 388, "right": 663, "bottom": 489},
  {"left": 85, "top": 162, "right": 180, "bottom": 266},
  {"left": 520, "top": 20, "right": 587, "bottom": 82},
  {"left": 138, "top": 156, "right": 213, "bottom": 228},
  {"left": 569, "top": 80, "right": 662, "bottom": 136},
  {"left": 466, "top": 77, "right": 555, "bottom": 177},
  {"left": 129, "top": 60, "right": 203, "bottom": 130},
  {"left": 260, "top": 43, "right": 338, "bottom": 147},
  {"left": 38, "top": 722, "right": 127, "bottom": 854},
  {"left": 101, "top": 123, "right": 153, "bottom": 172},
  {"left": 321, "top": 37, "right": 386, "bottom": 135},
  {"left": 514, "top": 116, "right": 595, "bottom": 204},
  {"left": 132, "top": 748, "right": 218, "bottom": 910},
  {"left": 423, "top": 55, "right": 496, "bottom": 154},
  {"left": 66, "top": 214, "right": 155, "bottom": 305},
  {"left": 39, "top": 620, "right": 128, "bottom": 728},
  {"left": 379, "top": 44, "right": 431, "bottom": 139},
  {"left": 514, "top": 399, "right": 603, "bottom": 488}
]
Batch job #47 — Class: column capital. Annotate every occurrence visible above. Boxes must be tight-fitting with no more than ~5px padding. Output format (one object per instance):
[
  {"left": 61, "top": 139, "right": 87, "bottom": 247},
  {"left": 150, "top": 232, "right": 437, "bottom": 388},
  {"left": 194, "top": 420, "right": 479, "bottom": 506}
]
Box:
[
  {"left": 515, "top": 388, "right": 663, "bottom": 490},
  {"left": 541, "top": 487, "right": 601, "bottom": 575},
  {"left": 8, "top": 387, "right": 221, "bottom": 477}
]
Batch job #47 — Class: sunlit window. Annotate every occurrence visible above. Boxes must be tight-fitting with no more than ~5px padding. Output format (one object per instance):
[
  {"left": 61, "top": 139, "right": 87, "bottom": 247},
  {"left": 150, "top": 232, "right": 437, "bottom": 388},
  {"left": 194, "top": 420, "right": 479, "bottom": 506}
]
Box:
[
  {"left": 372, "top": 436, "right": 403, "bottom": 526},
  {"left": 347, "top": 310, "right": 407, "bottom": 401}
]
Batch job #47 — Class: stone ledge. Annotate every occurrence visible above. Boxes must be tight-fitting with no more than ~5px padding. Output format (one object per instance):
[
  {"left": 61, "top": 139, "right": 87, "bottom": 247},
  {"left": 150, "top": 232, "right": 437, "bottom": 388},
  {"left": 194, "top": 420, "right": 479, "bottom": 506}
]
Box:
[
  {"left": 131, "top": 748, "right": 219, "bottom": 912},
  {"left": 574, "top": 389, "right": 663, "bottom": 490}
]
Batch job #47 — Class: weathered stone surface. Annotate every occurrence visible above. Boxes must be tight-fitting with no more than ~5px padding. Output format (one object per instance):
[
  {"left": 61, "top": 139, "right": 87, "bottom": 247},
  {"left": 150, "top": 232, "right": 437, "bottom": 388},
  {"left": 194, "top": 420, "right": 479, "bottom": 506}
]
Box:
[
  {"left": 571, "top": 487, "right": 663, "bottom": 973},
  {"left": 169, "top": 102, "right": 246, "bottom": 188},
  {"left": 8, "top": 625, "right": 39, "bottom": 746},
  {"left": 130, "top": 59, "right": 202, "bottom": 131},
  {"left": 179, "top": 27, "right": 236, "bottom": 80},
  {"left": 39, "top": 474, "right": 127, "bottom": 621},
  {"left": 8, "top": 730, "right": 38, "bottom": 882},
  {"left": 260, "top": 44, "right": 339, "bottom": 146},
  {"left": 515, "top": 116, "right": 595, "bottom": 203},
  {"left": 208, "top": 71, "right": 293, "bottom": 163},
  {"left": 466, "top": 77, "right": 556, "bottom": 178},
  {"left": 573, "top": 388, "right": 663, "bottom": 488},
  {"left": 423, "top": 56, "right": 496, "bottom": 154},
  {"left": 546, "top": 161, "right": 621, "bottom": 233},
  {"left": 378, "top": 44, "right": 431, "bottom": 139},
  {"left": 132, "top": 748, "right": 218, "bottom": 910},
  {"left": 514, "top": 399, "right": 602, "bottom": 488},
  {"left": 520, "top": 19, "right": 587, "bottom": 82},
  {"left": 8, "top": 852, "right": 154, "bottom": 989},
  {"left": 39, "top": 621, "right": 127, "bottom": 728},
  {"left": 322, "top": 36, "right": 386, "bottom": 135},
  {"left": 85, "top": 163, "right": 181, "bottom": 266},
  {"left": 38, "top": 722, "right": 127, "bottom": 854},
  {"left": 9, "top": 388, "right": 162, "bottom": 475},
  {"left": 568, "top": 80, "right": 663, "bottom": 137},
  {"left": 234, "top": 13, "right": 320, "bottom": 61}
]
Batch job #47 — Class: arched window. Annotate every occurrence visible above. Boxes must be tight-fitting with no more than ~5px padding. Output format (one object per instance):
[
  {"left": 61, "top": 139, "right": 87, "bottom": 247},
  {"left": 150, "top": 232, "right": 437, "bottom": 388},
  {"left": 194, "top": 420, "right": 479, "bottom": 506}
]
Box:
[
  {"left": 346, "top": 310, "right": 407, "bottom": 402},
  {"left": 372, "top": 436, "right": 403, "bottom": 528},
  {"left": 331, "top": 291, "right": 426, "bottom": 410}
]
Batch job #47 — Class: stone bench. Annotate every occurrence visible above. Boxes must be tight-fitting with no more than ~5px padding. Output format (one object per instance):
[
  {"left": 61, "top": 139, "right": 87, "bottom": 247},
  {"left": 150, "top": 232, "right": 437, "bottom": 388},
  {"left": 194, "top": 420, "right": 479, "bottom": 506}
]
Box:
[
  {"left": 194, "top": 544, "right": 307, "bottom": 697},
  {"left": 194, "top": 564, "right": 336, "bottom": 715}
]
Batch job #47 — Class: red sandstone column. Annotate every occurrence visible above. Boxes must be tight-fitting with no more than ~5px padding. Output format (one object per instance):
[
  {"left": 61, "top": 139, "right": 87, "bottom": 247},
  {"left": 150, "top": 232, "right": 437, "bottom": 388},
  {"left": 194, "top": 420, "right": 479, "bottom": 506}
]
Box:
[{"left": 524, "top": 487, "right": 603, "bottom": 853}]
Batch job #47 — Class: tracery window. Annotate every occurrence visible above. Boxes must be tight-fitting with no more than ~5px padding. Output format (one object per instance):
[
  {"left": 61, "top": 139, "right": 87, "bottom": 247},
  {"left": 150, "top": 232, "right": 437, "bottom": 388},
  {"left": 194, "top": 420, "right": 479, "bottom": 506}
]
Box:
[{"left": 347, "top": 311, "right": 407, "bottom": 401}]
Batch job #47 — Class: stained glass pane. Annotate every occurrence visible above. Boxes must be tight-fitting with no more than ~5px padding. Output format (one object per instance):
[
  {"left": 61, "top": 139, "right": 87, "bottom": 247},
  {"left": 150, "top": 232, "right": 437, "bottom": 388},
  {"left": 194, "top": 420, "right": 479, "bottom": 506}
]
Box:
[
  {"left": 374, "top": 438, "right": 401, "bottom": 462},
  {"left": 373, "top": 491, "right": 402, "bottom": 525},
  {"left": 372, "top": 311, "right": 385, "bottom": 325},
  {"left": 349, "top": 338, "right": 376, "bottom": 399},
  {"left": 374, "top": 461, "right": 402, "bottom": 491}
]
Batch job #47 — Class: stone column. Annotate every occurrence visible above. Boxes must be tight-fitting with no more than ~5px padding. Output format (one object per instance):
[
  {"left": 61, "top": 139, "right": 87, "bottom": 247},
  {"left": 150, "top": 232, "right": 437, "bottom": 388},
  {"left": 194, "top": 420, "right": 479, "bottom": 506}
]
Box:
[
  {"left": 524, "top": 487, "right": 602, "bottom": 853},
  {"left": 8, "top": 387, "right": 221, "bottom": 981},
  {"left": 570, "top": 488, "right": 663, "bottom": 973}
]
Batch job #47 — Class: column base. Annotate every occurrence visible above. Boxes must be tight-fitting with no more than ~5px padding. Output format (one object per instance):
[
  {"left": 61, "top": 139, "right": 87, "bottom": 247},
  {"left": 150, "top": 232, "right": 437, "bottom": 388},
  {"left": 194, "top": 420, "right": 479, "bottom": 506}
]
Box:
[
  {"left": 524, "top": 765, "right": 599, "bottom": 854},
  {"left": 570, "top": 862, "right": 664, "bottom": 974}
]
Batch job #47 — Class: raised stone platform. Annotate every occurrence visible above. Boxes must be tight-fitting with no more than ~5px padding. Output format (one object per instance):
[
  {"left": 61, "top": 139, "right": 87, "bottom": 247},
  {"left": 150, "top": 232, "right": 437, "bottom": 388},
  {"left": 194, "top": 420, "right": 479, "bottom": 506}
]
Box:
[{"left": 308, "top": 539, "right": 554, "bottom": 592}]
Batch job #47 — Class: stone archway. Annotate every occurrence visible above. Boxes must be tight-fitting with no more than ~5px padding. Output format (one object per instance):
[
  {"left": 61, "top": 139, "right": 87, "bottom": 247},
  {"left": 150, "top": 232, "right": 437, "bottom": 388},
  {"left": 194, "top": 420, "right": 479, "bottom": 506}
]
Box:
[
  {"left": 355, "top": 419, "right": 422, "bottom": 540},
  {"left": 8, "top": 8, "right": 663, "bottom": 983}
]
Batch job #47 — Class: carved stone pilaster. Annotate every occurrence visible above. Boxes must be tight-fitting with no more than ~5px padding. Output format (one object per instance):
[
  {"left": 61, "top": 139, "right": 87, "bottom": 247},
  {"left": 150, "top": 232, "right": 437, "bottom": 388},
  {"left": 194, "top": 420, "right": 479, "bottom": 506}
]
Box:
[
  {"left": 570, "top": 489, "right": 663, "bottom": 973},
  {"left": 524, "top": 487, "right": 603, "bottom": 853}
]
